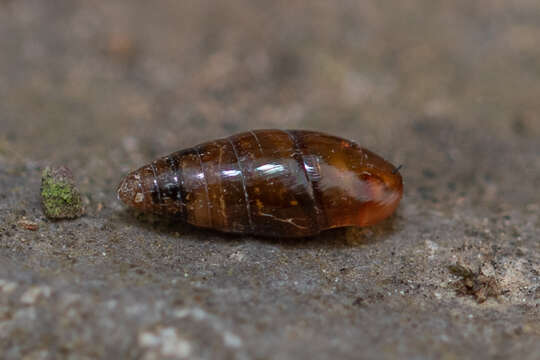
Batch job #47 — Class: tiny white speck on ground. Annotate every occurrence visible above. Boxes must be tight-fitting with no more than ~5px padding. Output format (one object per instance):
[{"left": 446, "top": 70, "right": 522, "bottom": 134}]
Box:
[
  {"left": 425, "top": 239, "right": 440, "bottom": 259},
  {"left": 223, "top": 331, "right": 243, "bottom": 348},
  {"left": 173, "top": 307, "right": 243, "bottom": 348},
  {"left": 229, "top": 250, "right": 246, "bottom": 262},
  {"left": 139, "top": 327, "right": 192, "bottom": 359},
  {"left": 20, "top": 286, "right": 51, "bottom": 304},
  {"left": 0, "top": 279, "right": 18, "bottom": 294}
]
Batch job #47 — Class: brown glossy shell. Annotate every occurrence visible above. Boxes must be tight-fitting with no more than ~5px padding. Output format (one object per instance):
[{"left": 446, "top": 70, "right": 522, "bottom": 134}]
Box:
[{"left": 117, "top": 129, "right": 403, "bottom": 237}]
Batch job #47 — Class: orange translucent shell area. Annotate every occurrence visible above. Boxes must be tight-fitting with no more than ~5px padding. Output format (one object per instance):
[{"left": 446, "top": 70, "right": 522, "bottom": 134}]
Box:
[
  {"left": 314, "top": 159, "right": 402, "bottom": 229},
  {"left": 296, "top": 134, "right": 403, "bottom": 230},
  {"left": 333, "top": 173, "right": 403, "bottom": 228}
]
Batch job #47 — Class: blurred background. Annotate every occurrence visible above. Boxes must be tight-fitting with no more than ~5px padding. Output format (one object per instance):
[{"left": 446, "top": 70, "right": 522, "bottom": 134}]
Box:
[
  {"left": 1, "top": 0, "right": 539, "bottom": 207},
  {"left": 0, "top": 1, "right": 539, "bottom": 359}
]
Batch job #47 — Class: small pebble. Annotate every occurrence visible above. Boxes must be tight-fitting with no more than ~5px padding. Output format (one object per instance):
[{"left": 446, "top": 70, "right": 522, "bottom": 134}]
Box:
[
  {"left": 17, "top": 218, "right": 39, "bottom": 231},
  {"left": 40, "top": 166, "right": 84, "bottom": 219}
]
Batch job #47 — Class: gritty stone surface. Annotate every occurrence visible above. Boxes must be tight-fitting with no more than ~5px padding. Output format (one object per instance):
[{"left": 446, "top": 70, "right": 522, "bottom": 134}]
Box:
[{"left": 0, "top": 1, "right": 539, "bottom": 359}]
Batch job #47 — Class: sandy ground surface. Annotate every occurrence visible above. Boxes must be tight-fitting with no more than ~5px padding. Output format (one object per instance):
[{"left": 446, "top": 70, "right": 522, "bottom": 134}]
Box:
[{"left": 0, "top": 1, "right": 539, "bottom": 359}]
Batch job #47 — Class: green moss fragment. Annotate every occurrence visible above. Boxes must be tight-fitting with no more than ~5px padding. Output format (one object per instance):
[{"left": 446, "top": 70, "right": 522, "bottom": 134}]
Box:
[{"left": 40, "top": 166, "right": 84, "bottom": 219}]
